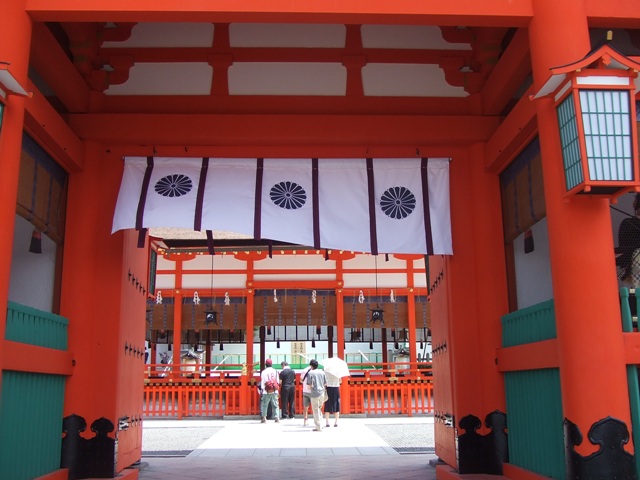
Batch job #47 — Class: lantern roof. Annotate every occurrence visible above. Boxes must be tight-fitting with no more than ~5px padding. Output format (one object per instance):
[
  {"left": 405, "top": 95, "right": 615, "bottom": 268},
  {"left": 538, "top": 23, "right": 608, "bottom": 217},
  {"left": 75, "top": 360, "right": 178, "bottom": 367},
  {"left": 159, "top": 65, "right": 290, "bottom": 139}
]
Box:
[
  {"left": 0, "top": 62, "right": 31, "bottom": 98},
  {"left": 533, "top": 43, "right": 640, "bottom": 99}
]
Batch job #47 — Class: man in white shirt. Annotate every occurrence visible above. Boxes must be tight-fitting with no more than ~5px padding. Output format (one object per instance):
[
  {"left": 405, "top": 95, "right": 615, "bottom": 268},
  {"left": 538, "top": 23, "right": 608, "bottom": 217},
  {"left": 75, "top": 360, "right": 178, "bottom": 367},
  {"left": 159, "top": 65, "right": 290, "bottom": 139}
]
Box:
[{"left": 260, "top": 359, "right": 280, "bottom": 423}]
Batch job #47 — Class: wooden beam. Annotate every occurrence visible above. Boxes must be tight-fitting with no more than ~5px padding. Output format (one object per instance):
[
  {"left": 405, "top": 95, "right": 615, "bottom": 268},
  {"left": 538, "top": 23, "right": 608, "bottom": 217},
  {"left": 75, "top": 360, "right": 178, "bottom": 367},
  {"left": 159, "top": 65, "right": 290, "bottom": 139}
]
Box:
[
  {"left": 623, "top": 332, "right": 640, "bottom": 364},
  {"left": 98, "top": 46, "right": 476, "bottom": 65},
  {"left": 99, "top": 95, "right": 478, "bottom": 116},
  {"left": 484, "top": 86, "right": 538, "bottom": 173},
  {"left": 23, "top": 79, "right": 85, "bottom": 173},
  {"left": 481, "top": 28, "right": 531, "bottom": 116},
  {"left": 29, "top": 22, "right": 90, "bottom": 113},
  {"left": 68, "top": 113, "right": 501, "bottom": 147},
  {"left": 495, "top": 339, "right": 559, "bottom": 372},
  {"left": 25, "top": 0, "right": 533, "bottom": 27},
  {"left": 2, "top": 340, "right": 74, "bottom": 375},
  {"left": 586, "top": 0, "right": 640, "bottom": 28}
]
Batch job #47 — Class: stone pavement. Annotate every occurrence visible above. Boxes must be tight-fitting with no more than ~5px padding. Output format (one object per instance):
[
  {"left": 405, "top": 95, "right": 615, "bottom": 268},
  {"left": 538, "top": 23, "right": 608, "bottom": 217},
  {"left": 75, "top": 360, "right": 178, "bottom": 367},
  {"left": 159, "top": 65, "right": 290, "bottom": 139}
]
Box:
[{"left": 138, "top": 415, "right": 439, "bottom": 480}]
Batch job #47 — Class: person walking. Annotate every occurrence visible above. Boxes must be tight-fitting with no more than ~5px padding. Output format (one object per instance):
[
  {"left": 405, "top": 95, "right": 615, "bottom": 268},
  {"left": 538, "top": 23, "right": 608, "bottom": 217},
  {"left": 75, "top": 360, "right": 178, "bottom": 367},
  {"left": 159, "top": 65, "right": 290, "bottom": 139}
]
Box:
[
  {"left": 279, "top": 361, "right": 296, "bottom": 419},
  {"left": 260, "top": 359, "right": 280, "bottom": 423},
  {"left": 324, "top": 370, "right": 341, "bottom": 427},
  {"left": 305, "top": 359, "right": 327, "bottom": 432},
  {"left": 300, "top": 364, "right": 312, "bottom": 426}
]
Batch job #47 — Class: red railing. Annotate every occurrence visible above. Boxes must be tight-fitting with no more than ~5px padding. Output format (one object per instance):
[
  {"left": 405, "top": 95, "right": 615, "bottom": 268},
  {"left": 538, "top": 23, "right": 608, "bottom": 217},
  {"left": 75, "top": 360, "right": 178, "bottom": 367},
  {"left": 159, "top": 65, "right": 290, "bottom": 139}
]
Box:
[{"left": 142, "top": 362, "right": 433, "bottom": 418}]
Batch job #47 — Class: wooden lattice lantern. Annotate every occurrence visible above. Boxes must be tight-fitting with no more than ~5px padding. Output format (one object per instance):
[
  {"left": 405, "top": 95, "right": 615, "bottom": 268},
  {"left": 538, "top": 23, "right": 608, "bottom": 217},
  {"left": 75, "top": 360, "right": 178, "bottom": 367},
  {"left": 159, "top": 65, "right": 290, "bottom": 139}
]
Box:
[{"left": 534, "top": 43, "right": 640, "bottom": 197}]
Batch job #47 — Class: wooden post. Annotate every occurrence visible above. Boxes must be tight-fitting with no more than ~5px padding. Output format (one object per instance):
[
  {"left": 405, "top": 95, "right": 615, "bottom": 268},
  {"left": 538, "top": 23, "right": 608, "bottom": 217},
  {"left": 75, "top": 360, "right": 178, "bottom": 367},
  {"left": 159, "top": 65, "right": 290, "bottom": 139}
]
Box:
[
  {"left": 529, "top": 0, "right": 633, "bottom": 476},
  {"left": 0, "top": 0, "right": 31, "bottom": 392},
  {"left": 173, "top": 291, "right": 183, "bottom": 382},
  {"left": 241, "top": 289, "right": 255, "bottom": 414},
  {"left": 328, "top": 326, "right": 334, "bottom": 357}
]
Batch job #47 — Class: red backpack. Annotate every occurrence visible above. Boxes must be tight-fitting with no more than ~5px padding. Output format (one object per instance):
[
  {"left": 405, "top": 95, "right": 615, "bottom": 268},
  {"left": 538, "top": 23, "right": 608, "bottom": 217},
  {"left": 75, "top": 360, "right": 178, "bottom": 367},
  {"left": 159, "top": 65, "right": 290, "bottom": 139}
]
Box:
[{"left": 265, "top": 374, "right": 278, "bottom": 392}]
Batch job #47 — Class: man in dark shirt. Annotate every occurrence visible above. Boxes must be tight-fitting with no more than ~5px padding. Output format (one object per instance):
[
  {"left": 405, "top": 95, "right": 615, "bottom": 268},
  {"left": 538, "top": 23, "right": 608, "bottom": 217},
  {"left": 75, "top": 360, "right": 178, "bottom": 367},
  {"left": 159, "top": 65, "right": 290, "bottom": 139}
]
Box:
[{"left": 279, "top": 361, "right": 297, "bottom": 419}]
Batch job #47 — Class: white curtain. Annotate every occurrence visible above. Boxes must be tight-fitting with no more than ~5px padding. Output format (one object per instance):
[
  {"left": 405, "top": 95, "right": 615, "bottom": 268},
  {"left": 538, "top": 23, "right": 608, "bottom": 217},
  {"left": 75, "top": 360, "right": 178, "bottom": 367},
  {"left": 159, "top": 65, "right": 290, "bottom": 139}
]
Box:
[{"left": 112, "top": 156, "right": 452, "bottom": 255}]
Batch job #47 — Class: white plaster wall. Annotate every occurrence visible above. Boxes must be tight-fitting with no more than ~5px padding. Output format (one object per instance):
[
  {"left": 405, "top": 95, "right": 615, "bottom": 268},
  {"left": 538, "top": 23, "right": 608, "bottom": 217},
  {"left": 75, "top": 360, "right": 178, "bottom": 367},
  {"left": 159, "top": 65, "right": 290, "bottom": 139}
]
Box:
[
  {"left": 9, "top": 215, "right": 56, "bottom": 312},
  {"left": 513, "top": 217, "right": 553, "bottom": 309},
  {"left": 514, "top": 193, "right": 636, "bottom": 310}
]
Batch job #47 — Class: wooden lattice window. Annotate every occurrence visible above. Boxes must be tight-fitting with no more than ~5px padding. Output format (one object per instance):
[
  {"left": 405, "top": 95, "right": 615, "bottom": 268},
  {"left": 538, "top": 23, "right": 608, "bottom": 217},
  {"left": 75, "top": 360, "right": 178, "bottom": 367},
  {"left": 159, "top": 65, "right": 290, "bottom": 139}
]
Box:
[{"left": 16, "top": 133, "right": 68, "bottom": 244}]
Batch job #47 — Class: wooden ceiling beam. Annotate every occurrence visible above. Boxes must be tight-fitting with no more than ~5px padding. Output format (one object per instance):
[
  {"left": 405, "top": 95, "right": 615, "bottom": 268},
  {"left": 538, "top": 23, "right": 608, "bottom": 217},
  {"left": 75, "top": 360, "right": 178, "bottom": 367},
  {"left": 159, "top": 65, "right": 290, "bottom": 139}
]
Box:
[
  {"left": 481, "top": 28, "right": 531, "bottom": 116},
  {"left": 29, "top": 22, "right": 91, "bottom": 113},
  {"left": 68, "top": 112, "right": 501, "bottom": 147},
  {"left": 25, "top": 0, "right": 532, "bottom": 27},
  {"left": 484, "top": 85, "right": 537, "bottom": 173},
  {"left": 97, "top": 46, "right": 476, "bottom": 65},
  {"left": 97, "top": 95, "right": 479, "bottom": 116},
  {"left": 24, "top": 79, "right": 85, "bottom": 172}
]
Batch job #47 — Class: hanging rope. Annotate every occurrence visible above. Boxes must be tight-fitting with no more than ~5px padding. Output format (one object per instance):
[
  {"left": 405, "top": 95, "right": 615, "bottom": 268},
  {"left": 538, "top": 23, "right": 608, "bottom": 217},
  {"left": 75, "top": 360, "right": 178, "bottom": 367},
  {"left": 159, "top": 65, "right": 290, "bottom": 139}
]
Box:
[
  {"left": 322, "top": 295, "right": 327, "bottom": 326},
  {"left": 263, "top": 295, "right": 268, "bottom": 327},
  {"left": 162, "top": 304, "right": 167, "bottom": 331},
  {"left": 293, "top": 295, "right": 297, "bottom": 327},
  {"left": 352, "top": 295, "right": 357, "bottom": 327},
  {"left": 422, "top": 295, "right": 428, "bottom": 328},
  {"left": 307, "top": 294, "right": 312, "bottom": 341},
  {"left": 233, "top": 303, "right": 238, "bottom": 333},
  {"left": 365, "top": 294, "right": 371, "bottom": 328},
  {"left": 394, "top": 302, "right": 399, "bottom": 335}
]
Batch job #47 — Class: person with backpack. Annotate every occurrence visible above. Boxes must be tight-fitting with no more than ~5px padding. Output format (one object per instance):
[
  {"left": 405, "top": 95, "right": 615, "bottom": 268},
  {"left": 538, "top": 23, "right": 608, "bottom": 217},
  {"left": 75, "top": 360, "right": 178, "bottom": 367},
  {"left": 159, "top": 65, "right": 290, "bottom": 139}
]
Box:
[{"left": 260, "top": 359, "right": 280, "bottom": 423}]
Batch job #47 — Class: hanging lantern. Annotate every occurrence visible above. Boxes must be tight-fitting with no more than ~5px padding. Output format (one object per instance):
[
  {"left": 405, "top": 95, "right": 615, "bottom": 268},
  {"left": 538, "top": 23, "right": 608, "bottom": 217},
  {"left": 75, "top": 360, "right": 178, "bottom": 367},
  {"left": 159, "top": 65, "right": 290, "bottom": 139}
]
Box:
[
  {"left": 29, "top": 229, "right": 42, "bottom": 254},
  {"left": 533, "top": 40, "right": 640, "bottom": 198},
  {"left": 205, "top": 310, "right": 217, "bottom": 325},
  {"left": 371, "top": 308, "right": 384, "bottom": 323}
]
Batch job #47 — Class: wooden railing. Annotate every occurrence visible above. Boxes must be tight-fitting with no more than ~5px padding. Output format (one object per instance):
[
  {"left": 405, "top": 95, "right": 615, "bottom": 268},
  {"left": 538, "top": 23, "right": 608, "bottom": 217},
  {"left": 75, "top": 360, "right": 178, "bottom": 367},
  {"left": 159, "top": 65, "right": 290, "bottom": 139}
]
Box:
[{"left": 142, "top": 362, "right": 434, "bottom": 418}]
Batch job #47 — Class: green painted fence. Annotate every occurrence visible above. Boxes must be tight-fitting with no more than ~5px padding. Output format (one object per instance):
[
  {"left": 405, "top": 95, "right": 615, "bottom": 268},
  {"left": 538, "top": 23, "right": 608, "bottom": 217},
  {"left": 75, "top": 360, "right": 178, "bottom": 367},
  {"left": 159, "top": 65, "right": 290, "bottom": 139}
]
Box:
[
  {"left": 5, "top": 301, "right": 68, "bottom": 349},
  {"left": 1, "top": 302, "right": 68, "bottom": 480},
  {"left": 0, "top": 371, "right": 66, "bottom": 480},
  {"left": 502, "top": 300, "right": 565, "bottom": 479},
  {"left": 620, "top": 287, "right": 640, "bottom": 480}
]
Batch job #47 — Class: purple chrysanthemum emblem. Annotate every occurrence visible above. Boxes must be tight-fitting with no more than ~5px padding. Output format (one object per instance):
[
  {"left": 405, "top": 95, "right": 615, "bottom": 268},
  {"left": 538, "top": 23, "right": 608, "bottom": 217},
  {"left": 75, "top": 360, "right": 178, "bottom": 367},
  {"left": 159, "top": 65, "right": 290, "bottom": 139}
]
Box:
[
  {"left": 380, "top": 186, "right": 416, "bottom": 219},
  {"left": 270, "top": 181, "right": 307, "bottom": 209},
  {"left": 155, "top": 174, "right": 193, "bottom": 198}
]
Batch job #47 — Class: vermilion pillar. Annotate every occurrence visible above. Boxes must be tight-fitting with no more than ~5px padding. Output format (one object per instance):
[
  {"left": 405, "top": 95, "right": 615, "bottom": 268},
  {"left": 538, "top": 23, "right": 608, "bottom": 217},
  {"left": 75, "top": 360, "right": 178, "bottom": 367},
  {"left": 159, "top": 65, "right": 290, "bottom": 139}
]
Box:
[
  {"left": 61, "top": 141, "right": 147, "bottom": 476},
  {"left": 173, "top": 290, "right": 183, "bottom": 383},
  {"left": 245, "top": 289, "right": 255, "bottom": 370},
  {"left": 433, "top": 145, "right": 508, "bottom": 475},
  {"left": 336, "top": 289, "right": 345, "bottom": 360},
  {"left": 241, "top": 289, "right": 255, "bottom": 414},
  {"left": 0, "top": 0, "right": 30, "bottom": 381},
  {"left": 530, "top": 0, "right": 634, "bottom": 477}
]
